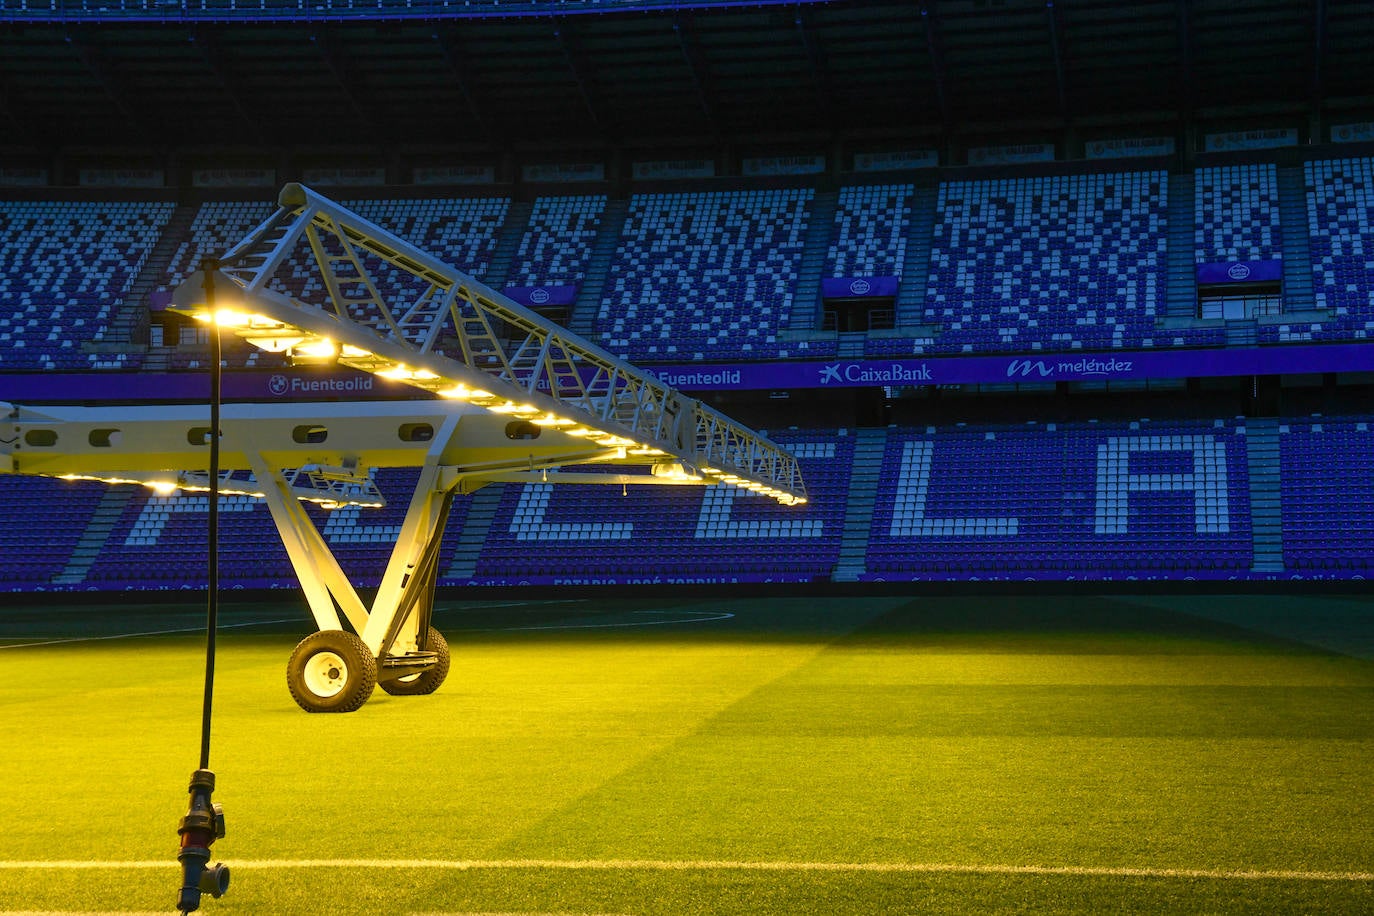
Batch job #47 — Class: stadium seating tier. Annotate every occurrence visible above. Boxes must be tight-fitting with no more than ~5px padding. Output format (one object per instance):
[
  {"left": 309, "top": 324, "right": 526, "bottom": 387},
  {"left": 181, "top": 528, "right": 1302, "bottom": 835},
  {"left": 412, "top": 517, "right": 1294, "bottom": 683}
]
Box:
[
  {"left": 923, "top": 172, "right": 1168, "bottom": 355},
  {"left": 13, "top": 415, "right": 1374, "bottom": 588},
  {"left": 0, "top": 200, "right": 173, "bottom": 369},
  {"left": 9, "top": 156, "right": 1374, "bottom": 367}
]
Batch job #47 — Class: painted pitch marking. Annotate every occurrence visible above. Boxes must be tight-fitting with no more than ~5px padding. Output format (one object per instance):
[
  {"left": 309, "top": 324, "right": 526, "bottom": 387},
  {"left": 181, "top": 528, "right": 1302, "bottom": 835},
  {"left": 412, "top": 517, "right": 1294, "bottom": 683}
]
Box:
[
  {"left": 1, "top": 859, "right": 1369, "bottom": 883},
  {"left": 0, "top": 617, "right": 301, "bottom": 650},
  {"left": 504, "top": 610, "right": 735, "bottom": 631},
  {"left": 436, "top": 599, "right": 590, "bottom": 612}
]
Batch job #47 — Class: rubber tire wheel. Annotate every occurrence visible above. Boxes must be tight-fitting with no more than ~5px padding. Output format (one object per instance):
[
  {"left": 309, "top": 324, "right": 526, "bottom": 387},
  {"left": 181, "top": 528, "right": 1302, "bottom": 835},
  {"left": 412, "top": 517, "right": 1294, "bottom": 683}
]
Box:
[
  {"left": 286, "top": 630, "right": 377, "bottom": 713},
  {"left": 379, "top": 627, "right": 450, "bottom": 697}
]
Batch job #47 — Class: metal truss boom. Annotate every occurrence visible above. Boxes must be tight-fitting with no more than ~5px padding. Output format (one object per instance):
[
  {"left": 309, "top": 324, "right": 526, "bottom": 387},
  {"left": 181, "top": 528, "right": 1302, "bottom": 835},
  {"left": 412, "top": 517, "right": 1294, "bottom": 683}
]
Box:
[{"left": 178, "top": 183, "right": 806, "bottom": 505}]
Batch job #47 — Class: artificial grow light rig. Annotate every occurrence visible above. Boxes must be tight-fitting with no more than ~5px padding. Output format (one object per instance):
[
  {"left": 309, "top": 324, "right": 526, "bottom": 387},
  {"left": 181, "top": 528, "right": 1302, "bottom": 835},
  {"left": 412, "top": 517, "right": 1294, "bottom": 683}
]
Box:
[{"left": 0, "top": 183, "right": 808, "bottom": 716}]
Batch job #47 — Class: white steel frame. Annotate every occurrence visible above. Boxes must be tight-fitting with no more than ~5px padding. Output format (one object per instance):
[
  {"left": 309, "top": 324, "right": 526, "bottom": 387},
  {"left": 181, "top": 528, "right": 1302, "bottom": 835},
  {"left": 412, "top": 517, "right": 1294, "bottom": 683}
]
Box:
[{"left": 1, "top": 399, "right": 711, "bottom": 666}]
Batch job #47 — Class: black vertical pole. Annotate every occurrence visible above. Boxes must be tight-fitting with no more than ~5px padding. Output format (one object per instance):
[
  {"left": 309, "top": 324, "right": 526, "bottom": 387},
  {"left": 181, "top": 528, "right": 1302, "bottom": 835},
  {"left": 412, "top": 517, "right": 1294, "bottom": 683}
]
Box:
[
  {"left": 177, "top": 261, "right": 230, "bottom": 914},
  {"left": 200, "top": 258, "right": 222, "bottom": 770}
]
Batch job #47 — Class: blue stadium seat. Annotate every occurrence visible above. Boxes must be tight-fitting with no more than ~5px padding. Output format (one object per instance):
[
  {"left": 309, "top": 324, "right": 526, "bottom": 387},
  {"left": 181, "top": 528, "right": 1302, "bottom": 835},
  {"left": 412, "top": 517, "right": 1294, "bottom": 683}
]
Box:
[
  {"left": 922, "top": 172, "right": 1168, "bottom": 354},
  {"left": 593, "top": 189, "right": 821, "bottom": 362},
  {"left": 1279, "top": 418, "right": 1374, "bottom": 572},
  {"left": 0, "top": 199, "right": 173, "bottom": 369},
  {"left": 507, "top": 194, "right": 606, "bottom": 289}
]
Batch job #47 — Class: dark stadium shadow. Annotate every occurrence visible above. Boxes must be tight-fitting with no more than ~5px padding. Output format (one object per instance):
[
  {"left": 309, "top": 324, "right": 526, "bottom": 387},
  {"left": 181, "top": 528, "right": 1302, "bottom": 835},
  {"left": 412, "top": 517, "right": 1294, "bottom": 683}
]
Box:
[{"left": 839, "top": 593, "right": 1341, "bottom": 656}]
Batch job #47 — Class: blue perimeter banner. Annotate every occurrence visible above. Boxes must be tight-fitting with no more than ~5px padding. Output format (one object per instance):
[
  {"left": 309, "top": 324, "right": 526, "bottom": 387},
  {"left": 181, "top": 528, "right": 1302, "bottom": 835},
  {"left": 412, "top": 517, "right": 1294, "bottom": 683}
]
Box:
[
  {"left": 3, "top": 342, "right": 1373, "bottom": 402},
  {"left": 648, "top": 342, "right": 1374, "bottom": 390}
]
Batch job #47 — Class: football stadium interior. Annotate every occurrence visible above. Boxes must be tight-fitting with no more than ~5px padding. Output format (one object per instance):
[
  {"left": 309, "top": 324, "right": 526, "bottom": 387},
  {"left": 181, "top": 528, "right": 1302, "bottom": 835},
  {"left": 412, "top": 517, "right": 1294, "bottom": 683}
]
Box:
[{"left": 1, "top": 1, "right": 1373, "bottom": 913}]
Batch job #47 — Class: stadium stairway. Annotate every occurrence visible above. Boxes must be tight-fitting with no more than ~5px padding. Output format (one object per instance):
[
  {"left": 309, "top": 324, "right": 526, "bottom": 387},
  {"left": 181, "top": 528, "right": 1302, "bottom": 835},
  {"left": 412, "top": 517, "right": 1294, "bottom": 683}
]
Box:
[
  {"left": 894, "top": 184, "right": 938, "bottom": 327},
  {"left": 1226, "top": 322, "right": 1258, "bottom": 347},
  {"left": 441, "top": 483, "right": 505, "bottom": 580},
  {"left": 484, "top": 199, "right": 534, "bottom": 290},
  {"left": 568, "top": 197, "right": 629, "bottom": 337},
  {"left": 106, "top": 201, "right": 198, "bottom": 344},
  {"left": 1246, "top": 418, "right": 1285, "bottom": 573},
  {"left": 837, "top": 331, "right": 865, "bottom": 358},
  {"left": 832, "top": 426, "right": 887, "bottom": 582},
  {"left": 52, "top": 486, "right": 135, "bottom": 585},
  {"left": 1277, "top": 166, "right": 1316, "bottom": 311},
  {"left": 1165, "top": 172, "right": 1197, "bottom": 321},
  {"left": 788, "top": 189, "right": 838, "bottom": 333}
]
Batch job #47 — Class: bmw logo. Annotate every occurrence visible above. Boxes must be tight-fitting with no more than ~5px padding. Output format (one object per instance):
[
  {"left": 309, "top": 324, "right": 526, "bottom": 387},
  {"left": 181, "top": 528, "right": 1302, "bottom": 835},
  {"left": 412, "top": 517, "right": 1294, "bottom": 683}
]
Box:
[
  {"left": 849, "top": 278, "right": 872, "bottom": 296},
  {"left": 1227, "top": 264, "right": 1251, "bottom": 280},
  {"left": 530, "top": 287, "right": 551, "bottom": 304},
  {"left": 268, "top": 374, "right": 290, "bottom": 396}
]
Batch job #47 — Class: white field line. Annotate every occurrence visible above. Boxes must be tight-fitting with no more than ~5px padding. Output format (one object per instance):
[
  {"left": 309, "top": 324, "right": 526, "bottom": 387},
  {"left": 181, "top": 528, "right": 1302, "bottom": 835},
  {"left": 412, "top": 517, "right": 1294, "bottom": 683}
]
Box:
[
  {"left": 0, "top": 618, "right": 301, "bottom": 650},
  {"left": 505, "top": 611, "right": 735, "bottom": 631},
  {"left": 436, "top": 600, "right": 589, "bottom": 611},
  {"left": 0, "top": 859, "right": 1369, "bottom": 883},
  {"left": 0, "top": 600, "right": 704, "bottom": 649},
  {"left": 0, "top": 605, "right": 724, "bottom": 650}
]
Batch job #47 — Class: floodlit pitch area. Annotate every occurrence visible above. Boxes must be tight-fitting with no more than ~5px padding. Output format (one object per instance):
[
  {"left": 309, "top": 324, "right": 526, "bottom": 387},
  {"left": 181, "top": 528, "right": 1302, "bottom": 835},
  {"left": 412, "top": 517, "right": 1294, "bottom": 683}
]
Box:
[{"left": 1, "top": 594, "right": 1371, "bottom": 914}]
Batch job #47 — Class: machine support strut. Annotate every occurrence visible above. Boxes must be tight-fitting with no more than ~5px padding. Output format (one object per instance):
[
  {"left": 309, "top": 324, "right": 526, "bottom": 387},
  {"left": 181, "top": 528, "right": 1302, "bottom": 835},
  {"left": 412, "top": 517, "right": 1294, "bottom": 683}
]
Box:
[{"left": 244, "top": 420, "right": 464, "bottom": 664}]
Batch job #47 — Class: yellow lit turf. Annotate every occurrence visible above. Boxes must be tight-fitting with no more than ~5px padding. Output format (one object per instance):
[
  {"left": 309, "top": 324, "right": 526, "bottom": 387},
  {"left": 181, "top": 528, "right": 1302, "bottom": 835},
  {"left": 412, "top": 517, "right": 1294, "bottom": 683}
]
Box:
[{"left": 0, "top": 594, "right": 1371, "bottom": 914}]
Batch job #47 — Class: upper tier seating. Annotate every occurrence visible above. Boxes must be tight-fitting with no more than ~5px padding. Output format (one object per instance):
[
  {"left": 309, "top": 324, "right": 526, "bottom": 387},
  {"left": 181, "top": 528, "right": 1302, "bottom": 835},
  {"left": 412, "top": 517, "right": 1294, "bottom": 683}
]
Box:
[
  {"left": 825, "top": 184, "right": 914, "bottom": 279},
  {"left": 1193, "top": 163, "right": 1281, "bottom": 263},
  {"left": 0, "top": 199, "right": 172, "bottom": 369},
  {"left": 11, "top": 158, "right": 1374, "bottom": 374},
  {"left": 507, "top": 194, "right": 606, "bottom": 288},
  {"left": 1196, "top": 164, "right": 1285, "bottom": 345},
  {"left": 593, "top": 189, "right": 832, "bottom": 362},
  {"left": 1261, "top": 157, "right": 1374, "bottom": 345},
  {"left": 354, "top": 196, "right": 509, "bottom": 280},
  {"left": 1279, "top": 417, "right": 1374, "bottom": 572},
  {"left": 865, "top": 417, "right": 1252, "bottom": 577},
  {"left": 923, "top": 172, "right": 1168, "bottom": 354}
]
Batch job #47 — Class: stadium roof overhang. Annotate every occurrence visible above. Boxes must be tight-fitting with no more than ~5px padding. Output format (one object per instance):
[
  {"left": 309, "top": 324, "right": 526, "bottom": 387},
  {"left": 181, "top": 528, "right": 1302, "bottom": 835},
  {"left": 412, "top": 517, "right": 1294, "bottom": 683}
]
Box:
[{"left": 1, "top": 1, "right": 1369, "bottom": 155}]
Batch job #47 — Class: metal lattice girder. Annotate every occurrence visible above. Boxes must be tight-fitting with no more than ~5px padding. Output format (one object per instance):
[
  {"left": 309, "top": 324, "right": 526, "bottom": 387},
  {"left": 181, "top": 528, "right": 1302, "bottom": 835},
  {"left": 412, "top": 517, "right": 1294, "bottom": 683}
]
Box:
[{"left": 169, "top": 183, "right": 806, "bottom": 505}]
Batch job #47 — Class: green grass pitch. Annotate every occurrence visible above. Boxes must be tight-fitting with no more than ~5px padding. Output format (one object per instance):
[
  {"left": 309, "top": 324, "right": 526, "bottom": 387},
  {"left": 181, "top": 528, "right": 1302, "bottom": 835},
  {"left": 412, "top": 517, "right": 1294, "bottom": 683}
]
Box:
[{"left": 0, "top": 593, "right": 1371, "bottom": 914}]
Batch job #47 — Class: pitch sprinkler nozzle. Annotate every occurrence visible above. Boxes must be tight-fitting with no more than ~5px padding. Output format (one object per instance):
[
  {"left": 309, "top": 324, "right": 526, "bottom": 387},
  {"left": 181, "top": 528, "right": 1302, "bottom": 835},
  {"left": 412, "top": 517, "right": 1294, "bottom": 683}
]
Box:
[{"left": 176, "top": 768, "right": 229, "bottom": 913}]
